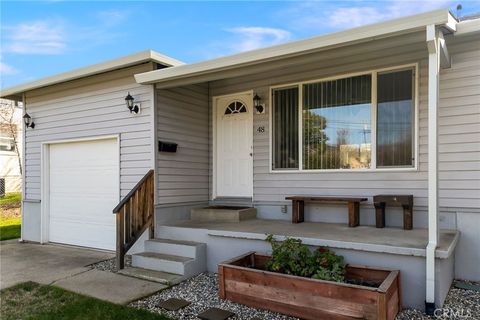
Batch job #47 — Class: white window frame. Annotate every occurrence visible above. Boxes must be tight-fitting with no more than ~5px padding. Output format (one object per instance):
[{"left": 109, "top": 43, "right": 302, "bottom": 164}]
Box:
[
  {"left": 269, "top": 63, "right": 419, "bottom": 173},
  {"left": 0, "top": 136, "right": 16, "bottom": 154}
]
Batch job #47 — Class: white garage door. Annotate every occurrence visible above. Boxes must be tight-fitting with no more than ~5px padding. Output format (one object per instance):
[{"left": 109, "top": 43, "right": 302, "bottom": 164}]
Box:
[{"left": 49, "top": 138, "right": 119, "bottom": 250}]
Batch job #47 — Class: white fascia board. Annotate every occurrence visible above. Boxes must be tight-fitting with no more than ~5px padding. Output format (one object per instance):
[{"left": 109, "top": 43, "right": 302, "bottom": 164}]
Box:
[
  {"left": 0, "top": 50, "right": 183, "bottom": 100},
  {"left": 149, "top": 51, "right": 185, "bottom": 67},
  {"left": 455, "top": 18, "right": 480, "bottom": 36},
  {"left": 135, "top": 9, "right": 455, "bottom": 87}
]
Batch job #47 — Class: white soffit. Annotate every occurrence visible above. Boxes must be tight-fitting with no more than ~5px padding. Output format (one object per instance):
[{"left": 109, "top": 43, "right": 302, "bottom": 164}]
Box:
[
  {"left": 135, "top": 9, "right": 457, "bottom": 88},
  {"left": 0, "top": 50, "right": 184, "bottom": 100}
]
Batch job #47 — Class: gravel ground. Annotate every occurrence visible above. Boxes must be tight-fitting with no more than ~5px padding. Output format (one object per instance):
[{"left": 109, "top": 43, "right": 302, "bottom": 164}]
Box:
[
  {"left": 130, "top": 273, "right": 298, "bottom": 320},
  {"left": 397, "top": 280, "right": 480, "bottom": 320},
  {"left": 89, "top": 256, "right": 131, "bottom": 272},
  {"left": 129, "top": 273, "right": 480, "bottom": 320}
]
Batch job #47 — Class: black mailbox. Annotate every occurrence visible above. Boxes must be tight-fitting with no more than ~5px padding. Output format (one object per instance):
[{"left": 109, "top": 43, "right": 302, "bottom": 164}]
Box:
[{"left": 158, "top": 141, "right": 178, "bottom": 153}]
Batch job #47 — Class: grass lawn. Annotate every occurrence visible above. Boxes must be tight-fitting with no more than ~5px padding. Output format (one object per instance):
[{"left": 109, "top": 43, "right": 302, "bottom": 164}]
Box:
[
  {"left": 0, "top": 192, "right": 22, "bottom": 206},
  {"left": 0, "top": 282, "right": 172, "bottom": 320},
  {"left": 0, "top": 217, "right": 21, "bottom": 241},
  {"left": 0, "top": 192, "right": 22, "bottom": 241}
]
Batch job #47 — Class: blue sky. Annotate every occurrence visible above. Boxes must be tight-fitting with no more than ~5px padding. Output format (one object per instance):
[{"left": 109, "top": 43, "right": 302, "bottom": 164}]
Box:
[{"left": 1, "top": 0, "right": 479, "bottom": 89}]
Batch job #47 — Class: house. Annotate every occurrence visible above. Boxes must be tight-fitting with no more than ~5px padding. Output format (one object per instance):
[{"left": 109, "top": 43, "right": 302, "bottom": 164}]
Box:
[
  {"left": 0, "top": 98, "right": 23, "bottom": 194},
  {"left": 1, "top": 9, "right": 479, "bottom": 313}
]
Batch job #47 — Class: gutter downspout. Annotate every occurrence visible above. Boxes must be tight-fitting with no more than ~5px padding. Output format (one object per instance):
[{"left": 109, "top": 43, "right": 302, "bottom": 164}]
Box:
[{"left": 425, "top": 24, "right": 440, "bottom": 315}]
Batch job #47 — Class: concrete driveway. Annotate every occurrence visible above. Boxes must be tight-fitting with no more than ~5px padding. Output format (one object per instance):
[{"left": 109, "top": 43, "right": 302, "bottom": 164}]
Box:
[{"left": 0, "top": 240, "right": 166, "bottom": 303}]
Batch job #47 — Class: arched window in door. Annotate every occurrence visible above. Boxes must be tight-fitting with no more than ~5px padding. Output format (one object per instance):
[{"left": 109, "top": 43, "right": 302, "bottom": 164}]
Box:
[{"left": 224, "top": 101, "right": 247, "bottom": 115}]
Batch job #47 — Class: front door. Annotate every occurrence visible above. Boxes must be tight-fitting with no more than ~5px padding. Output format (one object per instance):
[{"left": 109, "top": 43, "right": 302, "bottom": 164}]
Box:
[{"left": 215, "top": 92, "right": 253, "bottom": 198}]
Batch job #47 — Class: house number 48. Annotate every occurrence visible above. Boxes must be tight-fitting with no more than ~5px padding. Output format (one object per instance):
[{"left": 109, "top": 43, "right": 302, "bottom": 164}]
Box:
[{"left": 257, "top": 126, "right": 265, "bottom": 133}]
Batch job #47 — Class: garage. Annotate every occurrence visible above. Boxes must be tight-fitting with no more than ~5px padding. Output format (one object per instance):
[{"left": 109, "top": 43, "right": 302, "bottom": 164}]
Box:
[{"left": 47, "top": 138, "right": 119, "bottom": 250}]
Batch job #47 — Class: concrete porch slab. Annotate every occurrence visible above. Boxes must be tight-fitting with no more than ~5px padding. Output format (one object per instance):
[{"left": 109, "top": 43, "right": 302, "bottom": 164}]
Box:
[
  {"left": 164, "top": 219, "right": 458, "bottom": 258},
  {"left": 53, "top": 269, "right": 167, "bottom": 304}
]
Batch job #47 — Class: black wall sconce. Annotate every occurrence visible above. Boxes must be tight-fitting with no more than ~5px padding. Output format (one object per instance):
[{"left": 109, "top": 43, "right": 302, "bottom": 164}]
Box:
[
  {"left": 125, "top": 92, "right": 140, "bottom": 114},
  {"left": 23, "top": 113, "right": 35, "bottom": 129},
  {"left": 253, "top": 93, "right": 265, "bottom": 114}
]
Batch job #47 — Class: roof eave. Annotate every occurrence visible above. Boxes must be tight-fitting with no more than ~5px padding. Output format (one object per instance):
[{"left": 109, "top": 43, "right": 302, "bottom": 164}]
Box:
[
  {"left": 0, "top": 50, "right": 184, "bottom": 100},
  {"left": 135, "top": 8, "right": 457, "bottom": 88}
]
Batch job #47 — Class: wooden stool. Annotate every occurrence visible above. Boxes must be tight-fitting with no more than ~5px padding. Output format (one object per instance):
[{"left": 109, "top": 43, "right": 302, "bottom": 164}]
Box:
[{"left": 373, "top": 195, "right": 414, "bottom": 230}]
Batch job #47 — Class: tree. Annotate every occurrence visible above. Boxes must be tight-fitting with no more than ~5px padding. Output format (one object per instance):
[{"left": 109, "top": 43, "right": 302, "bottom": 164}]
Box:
[
  {"left": 0, "top": 99, "right": 22, "bottom": 175},
  {"left": 302, "top": 110, "right": 335, "bottom": 169}
]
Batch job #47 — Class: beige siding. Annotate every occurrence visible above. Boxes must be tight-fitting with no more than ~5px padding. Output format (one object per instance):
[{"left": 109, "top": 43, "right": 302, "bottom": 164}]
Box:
[
  {"left": 24, "top": 63, "right": 155, "bottom": 200},
  {"left": 156, "top": 84, "right": 209, "bottom": 204},
  {"left": 207, "top": 31, "right": 480, "bottom": 210}
]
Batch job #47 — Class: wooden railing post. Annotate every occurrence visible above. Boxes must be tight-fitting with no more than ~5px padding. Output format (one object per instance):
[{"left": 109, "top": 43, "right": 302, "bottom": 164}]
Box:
[
  {"left": 112, "top": 169, "right": 154, "bottom": 271},
  {"left": 116, "top": 211, "right": 125, "bottom": 270}
]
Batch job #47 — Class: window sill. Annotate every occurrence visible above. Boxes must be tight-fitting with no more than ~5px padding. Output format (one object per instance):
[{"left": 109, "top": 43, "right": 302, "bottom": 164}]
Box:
[{"left": 270, "top": 167, "right": 418, "bottom": 174}]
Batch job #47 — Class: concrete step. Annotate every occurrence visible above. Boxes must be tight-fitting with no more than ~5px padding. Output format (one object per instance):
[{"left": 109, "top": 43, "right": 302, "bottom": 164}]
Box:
[
  {"left": 118, "top": 266, "right": 184, "bottom": 286},
  {"left": 132, "top": 252, "right": 193, "bottom": 275},
  {"left": 191, "top": 206, "right": 256, "bottom": 222},
  {"left": 145, "top": 238, "right": 205, "bottom": 259}
]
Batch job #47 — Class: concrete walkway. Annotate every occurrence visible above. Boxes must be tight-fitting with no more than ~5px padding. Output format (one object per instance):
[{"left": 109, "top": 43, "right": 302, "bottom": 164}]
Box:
[{"left": 0, "top": 240, "right": 166, "bottom": 303}]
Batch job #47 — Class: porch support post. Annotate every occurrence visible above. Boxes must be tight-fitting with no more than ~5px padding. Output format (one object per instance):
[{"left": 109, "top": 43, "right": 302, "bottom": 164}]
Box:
[
  {"left": 20, "top": 93, "right": 26, "bottom": 242},
  {"left": 425, "top": 24, "right": 440, "bottom": 314}
]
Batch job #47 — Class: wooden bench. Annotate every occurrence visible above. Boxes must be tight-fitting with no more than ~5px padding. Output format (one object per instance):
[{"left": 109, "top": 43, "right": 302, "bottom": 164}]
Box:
[
  {"left": 285, "top": 196, "right": 368, "bottom": 227},
  {"left": 373, "top": 195, "right": 414, "bottom": 230}
]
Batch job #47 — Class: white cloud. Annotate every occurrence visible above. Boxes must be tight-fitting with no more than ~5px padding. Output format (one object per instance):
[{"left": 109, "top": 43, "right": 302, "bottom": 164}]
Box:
[
  {"left": 0, "top": 61, "right": 19, "bottom": 76},
  {"left": 96, "top": 9, "right": 129, "bottom": 27},
  {"left": 329, "top": 7, "right": 385, "bottom": 28},
  {"left": 3, "top": 20, "right": 66, "bottom": 54},
  {"left": 279, "top": 0, "right": 458, "bottom": 31},
  {"left": 328, "top": 0, "right": 453, "bottom": 28},
  {"left": 225, "top": 27, "right": 291, "bottom": 52}
]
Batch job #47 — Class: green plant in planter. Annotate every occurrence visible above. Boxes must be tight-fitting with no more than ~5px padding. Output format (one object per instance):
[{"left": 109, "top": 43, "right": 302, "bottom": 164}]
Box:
[{"left": 265, "top": 234, "right": 346, "bottom": 282}]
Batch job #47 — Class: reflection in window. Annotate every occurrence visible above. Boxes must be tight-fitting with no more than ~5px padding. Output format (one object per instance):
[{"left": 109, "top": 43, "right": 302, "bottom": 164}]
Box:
[
  {"left": 225, "top": 101, "right": 247, "bottom": 115},
  {"left": 303, "top": 75, "right": 372, "bottom": 169},
  {"left": 377, "top": 69, "right": 414, "bottom": 167}
]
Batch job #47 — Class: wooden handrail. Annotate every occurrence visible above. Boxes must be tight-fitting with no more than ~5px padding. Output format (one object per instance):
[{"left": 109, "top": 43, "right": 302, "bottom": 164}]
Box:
[
  {"left": 113, "top": 169, "right": 154, "bottom": 270},
  {"left": 113, "top": 170, "right": 154, "bottom": 213}
]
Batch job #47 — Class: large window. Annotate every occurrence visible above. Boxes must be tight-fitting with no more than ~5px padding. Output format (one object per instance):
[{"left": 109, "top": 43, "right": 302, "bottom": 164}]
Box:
[{"left": 272, "top": 66, "right": 416, "bottom": 171}]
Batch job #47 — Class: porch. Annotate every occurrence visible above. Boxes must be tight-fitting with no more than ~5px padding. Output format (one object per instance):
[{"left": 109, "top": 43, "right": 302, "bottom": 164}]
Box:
[{"left": 155, "top": 218, "right": 458, "bottom": 309}]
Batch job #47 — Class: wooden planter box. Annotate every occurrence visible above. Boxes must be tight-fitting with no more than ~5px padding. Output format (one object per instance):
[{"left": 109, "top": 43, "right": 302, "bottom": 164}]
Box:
[{"left": 218, "top": 252, "right": 401, "bottom": 320}]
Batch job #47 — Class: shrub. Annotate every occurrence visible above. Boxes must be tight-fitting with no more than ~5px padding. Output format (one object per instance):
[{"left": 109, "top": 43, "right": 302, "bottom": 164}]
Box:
[{"left": 265, "top": 234, "right": 346, "bottom": 282}]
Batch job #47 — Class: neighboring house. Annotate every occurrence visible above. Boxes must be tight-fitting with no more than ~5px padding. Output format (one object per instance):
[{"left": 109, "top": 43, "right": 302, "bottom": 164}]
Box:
[
  {"left": 1, "top": 9, "right": 479, "bottom": 313},
  {"left": 0, "top": 99, "right": 23, "bottom": 194}
]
